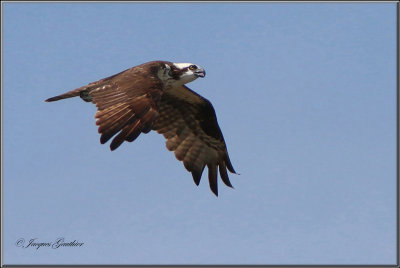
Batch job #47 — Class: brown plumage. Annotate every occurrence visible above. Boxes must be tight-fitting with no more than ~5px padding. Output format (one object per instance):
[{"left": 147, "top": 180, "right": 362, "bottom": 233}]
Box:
[{"left": 45, "top": 60, "right": 237, "bottom": 196}]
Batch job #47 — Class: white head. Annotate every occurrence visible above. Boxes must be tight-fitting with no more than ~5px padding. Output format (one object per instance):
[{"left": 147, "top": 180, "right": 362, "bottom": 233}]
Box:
[{"left": 158, "top": 62, "right": 206, "bottom": 86}]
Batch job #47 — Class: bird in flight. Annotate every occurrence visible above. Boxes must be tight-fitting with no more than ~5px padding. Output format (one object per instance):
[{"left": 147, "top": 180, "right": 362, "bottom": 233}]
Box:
[{"left": 45, "top": 60, "right": 237, "bottom": 196}]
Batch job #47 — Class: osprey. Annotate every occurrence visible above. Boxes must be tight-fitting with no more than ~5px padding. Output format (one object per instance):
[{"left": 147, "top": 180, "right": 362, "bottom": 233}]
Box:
[{"left": 45, "top": 60, "right": 237, "bottom": 196}]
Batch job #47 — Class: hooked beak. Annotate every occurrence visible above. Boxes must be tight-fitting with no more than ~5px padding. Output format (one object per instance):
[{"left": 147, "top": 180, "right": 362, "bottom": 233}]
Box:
[{"left": 194, "top": 69, "right": 206, "bottom": 78}]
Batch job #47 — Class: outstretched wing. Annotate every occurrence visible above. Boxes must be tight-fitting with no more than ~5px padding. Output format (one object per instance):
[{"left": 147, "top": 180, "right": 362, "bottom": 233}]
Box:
[
  {"left": 45, "top": 64, "right": 165, "bottom": 151},
  {"left": 89, "top": 70, "right": 163, "bottom": 151},
  {"left": 152, "top": 85, "right": 236, "bottom": 196}
]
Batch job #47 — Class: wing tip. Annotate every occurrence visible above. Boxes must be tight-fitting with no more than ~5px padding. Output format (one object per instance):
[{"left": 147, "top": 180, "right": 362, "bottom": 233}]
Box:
[
  {"left": 212, "top": 189, "right": 219, "bottom": 197},
  {"left": 191, "top": 165, "right": 205, "bottom": 186},
  {"left": 208, "top": 164, "right": 218, "bottom": 196},
  {"left": 45, "top": 97, "right": 57, "bottom": 102}
]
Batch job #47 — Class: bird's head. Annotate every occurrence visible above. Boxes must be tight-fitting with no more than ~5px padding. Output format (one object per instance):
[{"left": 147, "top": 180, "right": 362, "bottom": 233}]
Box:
[{"left": 158, "top": 62, "right": 206, "bottom": 86}]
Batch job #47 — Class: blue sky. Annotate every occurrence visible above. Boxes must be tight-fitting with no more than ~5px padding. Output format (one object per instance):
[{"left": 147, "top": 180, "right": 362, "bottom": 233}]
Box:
[{"left": 2, "top": 2, "right": 397, "bottom": 265}]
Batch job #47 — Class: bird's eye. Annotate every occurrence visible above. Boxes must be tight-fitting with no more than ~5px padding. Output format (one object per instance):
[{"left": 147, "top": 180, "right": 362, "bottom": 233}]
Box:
[{"left": 189, "top": 65, "right": 197, "bottom": 71}]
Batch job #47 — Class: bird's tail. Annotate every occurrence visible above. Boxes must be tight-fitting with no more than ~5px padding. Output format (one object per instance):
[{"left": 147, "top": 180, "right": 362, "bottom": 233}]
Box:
[{"left": 45, "top": 86, "right": 86, "bottom": 102}]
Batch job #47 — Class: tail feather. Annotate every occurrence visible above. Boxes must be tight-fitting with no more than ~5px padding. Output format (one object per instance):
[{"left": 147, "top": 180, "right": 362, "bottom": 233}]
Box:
[{"left": 45, "top": 86, "right": 87, "bottom": 102}]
